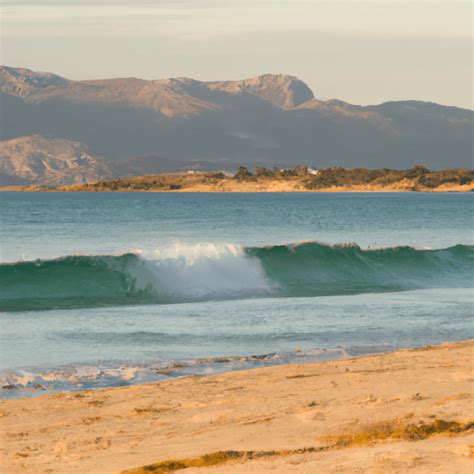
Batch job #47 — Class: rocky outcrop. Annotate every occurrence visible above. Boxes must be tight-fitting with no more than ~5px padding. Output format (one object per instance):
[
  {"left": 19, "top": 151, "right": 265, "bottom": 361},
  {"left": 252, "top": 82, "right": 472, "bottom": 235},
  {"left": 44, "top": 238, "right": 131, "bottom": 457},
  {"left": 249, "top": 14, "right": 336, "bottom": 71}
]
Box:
[
  {"left": 207, "top": 74, "right": 314, "bottom": 109},
  {"left": 0, "top": 135, "right": 112, "bottom": 185}
]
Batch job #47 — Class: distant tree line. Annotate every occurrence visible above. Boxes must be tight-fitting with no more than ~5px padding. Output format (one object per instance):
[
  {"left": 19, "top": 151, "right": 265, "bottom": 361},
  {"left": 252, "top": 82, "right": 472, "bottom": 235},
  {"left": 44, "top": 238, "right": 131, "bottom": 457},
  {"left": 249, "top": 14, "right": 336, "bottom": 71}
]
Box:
[
  {"left": 234, "top": 165, "right": 310, "bottom": 180},
  {"left": 233, "top": 164, "right": 473, "bottom": 189}
]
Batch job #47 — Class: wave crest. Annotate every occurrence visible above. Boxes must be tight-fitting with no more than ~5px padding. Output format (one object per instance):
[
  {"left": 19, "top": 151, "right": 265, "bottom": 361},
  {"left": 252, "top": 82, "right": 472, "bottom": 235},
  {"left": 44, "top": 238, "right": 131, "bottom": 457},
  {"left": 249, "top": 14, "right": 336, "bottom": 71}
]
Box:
[{"left": 1, "top": 242, "right": 472, "bottom": 311}]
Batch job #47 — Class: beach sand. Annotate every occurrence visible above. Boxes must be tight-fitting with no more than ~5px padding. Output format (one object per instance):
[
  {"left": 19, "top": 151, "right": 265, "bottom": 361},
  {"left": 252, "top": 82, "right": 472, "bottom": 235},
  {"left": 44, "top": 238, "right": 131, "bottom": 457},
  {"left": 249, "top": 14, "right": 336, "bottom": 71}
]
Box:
[
  {"left": 3, "top": 173, "right": 474, "bottom": 193},
  {"left": 1, "top": 340, "right": 473, "bottom": 473}
]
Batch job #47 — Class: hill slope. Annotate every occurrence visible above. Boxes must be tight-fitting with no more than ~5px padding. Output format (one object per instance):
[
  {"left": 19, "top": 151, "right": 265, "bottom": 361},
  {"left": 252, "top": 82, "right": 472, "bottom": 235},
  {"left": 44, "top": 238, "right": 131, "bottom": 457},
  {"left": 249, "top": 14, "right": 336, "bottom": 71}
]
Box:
[{"left": 0, "top": 135, "right": 112, "bottom": 185}]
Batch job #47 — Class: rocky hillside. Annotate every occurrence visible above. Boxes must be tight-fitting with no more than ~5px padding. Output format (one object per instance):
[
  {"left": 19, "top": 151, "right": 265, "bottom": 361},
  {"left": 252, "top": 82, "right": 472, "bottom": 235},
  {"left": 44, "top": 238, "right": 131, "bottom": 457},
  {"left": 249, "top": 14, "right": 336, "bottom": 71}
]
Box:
[
  {"left": 0, "top": 67, "right": 312, "bottom": 116},
  {"left": 0, "top": 66, "right": 68, "bottom": 98},
  {"left": 0, "top": 135, "right": 112, "bottom": 185},
  {"left": 1, "top": 66, "right": 472, "bottom": 183}
]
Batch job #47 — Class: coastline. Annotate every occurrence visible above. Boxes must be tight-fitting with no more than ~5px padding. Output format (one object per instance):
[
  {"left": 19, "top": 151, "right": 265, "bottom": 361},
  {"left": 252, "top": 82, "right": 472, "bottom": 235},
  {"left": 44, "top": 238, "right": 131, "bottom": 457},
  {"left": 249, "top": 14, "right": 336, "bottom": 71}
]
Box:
[
  {"left": 1, "top": 169, "right": 473, "bottom": 193},
  {"left": 1, "top": 340, "right": 473, "bottom": 473},
  {"left": 1, "top": 183, "right": 473, "bottom": 193}
]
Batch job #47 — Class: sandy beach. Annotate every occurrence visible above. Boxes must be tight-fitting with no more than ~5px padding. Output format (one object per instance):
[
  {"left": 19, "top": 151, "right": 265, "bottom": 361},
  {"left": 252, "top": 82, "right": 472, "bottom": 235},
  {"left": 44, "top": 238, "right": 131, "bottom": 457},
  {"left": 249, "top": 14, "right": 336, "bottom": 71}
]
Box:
[
  {"left": 2, "top": 5, "right": 473, "bottom": 474},
  {"left": 1, "top": 340, "right": 473, "bottom": 473},
  {"left": 3, "top": 179, "right": 473, "bottom": 194}
]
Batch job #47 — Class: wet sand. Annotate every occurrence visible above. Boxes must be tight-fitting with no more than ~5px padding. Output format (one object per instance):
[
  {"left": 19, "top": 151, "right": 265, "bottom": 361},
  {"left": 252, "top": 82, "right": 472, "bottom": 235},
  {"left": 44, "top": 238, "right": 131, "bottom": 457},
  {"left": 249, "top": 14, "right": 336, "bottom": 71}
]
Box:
[{"left": 1, "top": 340, "right": 473, "bottom": 473}]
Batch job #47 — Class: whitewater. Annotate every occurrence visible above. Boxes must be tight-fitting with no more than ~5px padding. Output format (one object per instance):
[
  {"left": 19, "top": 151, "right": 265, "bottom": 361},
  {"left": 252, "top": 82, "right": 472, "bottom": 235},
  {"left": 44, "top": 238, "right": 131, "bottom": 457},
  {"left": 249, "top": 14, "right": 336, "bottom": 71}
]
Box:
[{"left": 1, "top": 192, "right": 473, "bottom": 398}]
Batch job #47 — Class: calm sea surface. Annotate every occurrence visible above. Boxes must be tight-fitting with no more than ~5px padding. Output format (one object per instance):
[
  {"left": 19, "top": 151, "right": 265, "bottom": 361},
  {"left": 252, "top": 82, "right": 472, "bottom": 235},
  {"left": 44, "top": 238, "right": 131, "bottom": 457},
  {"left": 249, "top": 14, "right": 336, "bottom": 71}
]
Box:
[{"left": 1, "top": 192, "right": 472, "bottom": 398}]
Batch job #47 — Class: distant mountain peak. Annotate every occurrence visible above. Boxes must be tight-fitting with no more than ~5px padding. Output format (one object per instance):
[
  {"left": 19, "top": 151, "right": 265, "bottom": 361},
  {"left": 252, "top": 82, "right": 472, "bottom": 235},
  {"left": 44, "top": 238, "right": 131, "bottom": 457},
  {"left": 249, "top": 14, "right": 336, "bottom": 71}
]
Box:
[
  {"left": 207, "top": 73, "right": 314, "bottom": 109},
  {"left": 159, "top": 73, "right": 314, "bottom": 109}
]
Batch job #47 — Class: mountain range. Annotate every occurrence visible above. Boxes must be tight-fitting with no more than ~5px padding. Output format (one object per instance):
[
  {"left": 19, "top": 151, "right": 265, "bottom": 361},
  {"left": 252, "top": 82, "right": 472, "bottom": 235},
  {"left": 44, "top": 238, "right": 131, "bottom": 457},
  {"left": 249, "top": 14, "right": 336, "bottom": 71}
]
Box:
[{"left": 0, "top": 66, "right": 472, "bottom": 185}]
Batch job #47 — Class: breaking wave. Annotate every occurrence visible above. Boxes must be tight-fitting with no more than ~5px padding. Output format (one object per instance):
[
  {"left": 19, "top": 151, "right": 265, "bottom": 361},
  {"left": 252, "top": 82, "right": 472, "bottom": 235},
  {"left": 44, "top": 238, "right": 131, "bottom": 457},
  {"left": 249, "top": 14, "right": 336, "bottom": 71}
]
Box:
[{"left": 1, "top": 242, "right": 472, "bottom": 311}]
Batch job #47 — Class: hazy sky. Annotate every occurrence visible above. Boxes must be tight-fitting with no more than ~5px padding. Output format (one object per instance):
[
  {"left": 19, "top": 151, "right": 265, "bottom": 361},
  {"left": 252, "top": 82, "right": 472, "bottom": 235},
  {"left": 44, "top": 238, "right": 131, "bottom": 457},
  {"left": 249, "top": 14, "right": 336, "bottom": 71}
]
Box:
[{"left": 1, "top": 0, "right": 472, "bottom": 107}]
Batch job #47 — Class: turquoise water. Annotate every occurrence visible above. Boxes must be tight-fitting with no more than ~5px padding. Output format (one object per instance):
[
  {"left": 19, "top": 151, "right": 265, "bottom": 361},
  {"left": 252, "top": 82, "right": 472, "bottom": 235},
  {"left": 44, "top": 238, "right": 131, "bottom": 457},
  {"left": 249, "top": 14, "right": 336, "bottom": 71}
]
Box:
[{"left": 0, "top": 192, "right": 473, "bottom": 397}]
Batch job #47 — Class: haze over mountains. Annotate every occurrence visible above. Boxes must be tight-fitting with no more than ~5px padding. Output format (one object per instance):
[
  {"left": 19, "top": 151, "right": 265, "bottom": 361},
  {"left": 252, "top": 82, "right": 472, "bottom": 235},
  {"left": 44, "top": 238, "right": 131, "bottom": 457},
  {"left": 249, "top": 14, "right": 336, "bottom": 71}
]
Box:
[{"left": 0, "top": 66, "right": 472, "bottom": 185}]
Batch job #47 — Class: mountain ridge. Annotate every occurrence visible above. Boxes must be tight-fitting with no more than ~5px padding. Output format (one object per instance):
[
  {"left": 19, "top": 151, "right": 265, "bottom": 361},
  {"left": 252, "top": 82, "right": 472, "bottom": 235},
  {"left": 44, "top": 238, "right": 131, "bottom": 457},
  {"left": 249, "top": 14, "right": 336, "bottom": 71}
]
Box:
[
  {"left": 1, "top": 66, "right": 472, "bottom": 184},
  {"left": 3, "top": 65, "right": 471, "bottom": 111},
  {"left": 0, "top": 66, "right": 316, "bottom": 117}
]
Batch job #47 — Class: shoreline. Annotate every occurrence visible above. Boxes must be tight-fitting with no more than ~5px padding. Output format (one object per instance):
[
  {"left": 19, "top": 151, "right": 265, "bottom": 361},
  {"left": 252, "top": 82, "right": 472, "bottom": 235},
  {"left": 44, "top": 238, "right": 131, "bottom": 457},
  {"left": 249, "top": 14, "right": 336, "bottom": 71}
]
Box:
[
  {"left": 1, "top": 185, "right": 473, "bottom": 193},
  {"left": 1, "top": 340, "right": 473, "bottom": 473},
  {"left": 1, "top": 168, "right": 473, "bottom": 193}
]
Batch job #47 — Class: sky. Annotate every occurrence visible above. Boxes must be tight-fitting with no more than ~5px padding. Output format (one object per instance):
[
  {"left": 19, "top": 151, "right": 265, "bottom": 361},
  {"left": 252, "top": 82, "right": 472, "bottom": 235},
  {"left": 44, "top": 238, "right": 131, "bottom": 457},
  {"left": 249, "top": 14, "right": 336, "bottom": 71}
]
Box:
[{"left": 1, "top": 0, "right": 473, "bottom": 108}]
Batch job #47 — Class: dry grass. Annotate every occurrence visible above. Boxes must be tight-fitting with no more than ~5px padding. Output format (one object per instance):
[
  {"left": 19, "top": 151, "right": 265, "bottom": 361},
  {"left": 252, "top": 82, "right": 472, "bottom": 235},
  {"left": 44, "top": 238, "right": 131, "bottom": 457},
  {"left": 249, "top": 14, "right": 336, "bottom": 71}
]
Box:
[
  {"left": 325, "top": 419, "right": 474, "bottom": 447},
  {"left": 122, "top": 419, "right": 474, "bottom": 473},
  {"left": 122, "top": 447, "right": 333, "bottom": 474},
  {"left": 122, "top": 451, "right": 244, "bottom": 473}
]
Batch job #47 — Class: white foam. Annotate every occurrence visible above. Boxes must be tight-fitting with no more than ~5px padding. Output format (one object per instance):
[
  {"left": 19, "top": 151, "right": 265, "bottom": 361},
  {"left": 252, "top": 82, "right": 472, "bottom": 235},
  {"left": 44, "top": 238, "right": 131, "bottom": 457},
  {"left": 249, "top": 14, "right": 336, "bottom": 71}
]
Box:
[
  {"left": 1, "top": 371, "right": 35, "bottom": 388},
  {"left": 136, "top": 242, "right": 271, "bottom": 299},
  {"left": 149, "top": 242, "right": 244, "bottom": 263}
]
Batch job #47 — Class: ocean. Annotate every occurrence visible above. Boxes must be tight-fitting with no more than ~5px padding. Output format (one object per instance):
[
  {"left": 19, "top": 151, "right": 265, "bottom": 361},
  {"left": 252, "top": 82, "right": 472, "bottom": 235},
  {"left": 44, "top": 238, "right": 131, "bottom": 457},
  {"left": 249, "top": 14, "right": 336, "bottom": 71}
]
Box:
[{"left": 1, "top": 191, "right": 473, "bottom": 398}]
